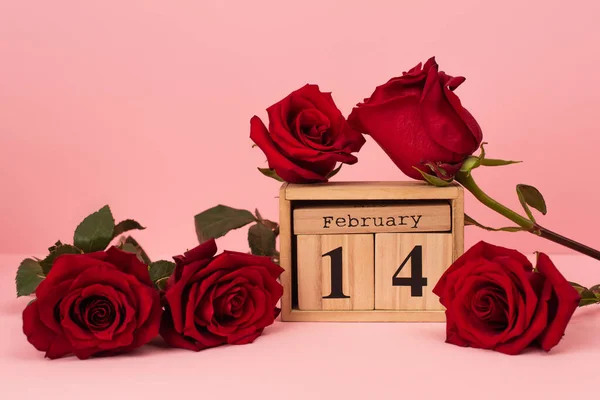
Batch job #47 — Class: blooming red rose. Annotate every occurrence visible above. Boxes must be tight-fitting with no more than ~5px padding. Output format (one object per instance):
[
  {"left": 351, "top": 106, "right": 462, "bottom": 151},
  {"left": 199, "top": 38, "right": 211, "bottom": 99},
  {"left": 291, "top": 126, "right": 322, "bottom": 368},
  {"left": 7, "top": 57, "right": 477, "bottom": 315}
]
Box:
[
  {"left": 250, "top": 84, "right": 365, "bottom": 183},
  {"left": 160, "top": 239, "right": 284, "bottom": 351},
  {"left": 348, "top": 57, "right": 483, "bottom": 181},
  {"left": 22, "top": 247, "right": 162, "bottom": 359},
  {"left": 433, "top": 241, "right": 580, "bottom": 355}
]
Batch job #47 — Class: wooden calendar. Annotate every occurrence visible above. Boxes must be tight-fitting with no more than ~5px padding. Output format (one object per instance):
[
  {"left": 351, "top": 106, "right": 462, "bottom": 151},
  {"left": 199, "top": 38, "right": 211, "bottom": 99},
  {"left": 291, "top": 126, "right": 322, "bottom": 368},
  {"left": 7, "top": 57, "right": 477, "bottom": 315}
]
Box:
[{"left": 279, "top": 181, "right": 464, "bottom": 322}]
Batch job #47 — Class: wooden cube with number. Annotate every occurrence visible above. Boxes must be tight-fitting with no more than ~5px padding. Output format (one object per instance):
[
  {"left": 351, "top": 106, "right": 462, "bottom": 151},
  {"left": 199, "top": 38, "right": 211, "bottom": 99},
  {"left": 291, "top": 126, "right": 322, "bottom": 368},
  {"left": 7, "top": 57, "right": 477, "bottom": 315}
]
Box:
[
  {"left": 296, "top": 234, "right": 374, "bottom": 311},
  {"left": 279, "top": 181, "right": 464, "bottom": 322}
]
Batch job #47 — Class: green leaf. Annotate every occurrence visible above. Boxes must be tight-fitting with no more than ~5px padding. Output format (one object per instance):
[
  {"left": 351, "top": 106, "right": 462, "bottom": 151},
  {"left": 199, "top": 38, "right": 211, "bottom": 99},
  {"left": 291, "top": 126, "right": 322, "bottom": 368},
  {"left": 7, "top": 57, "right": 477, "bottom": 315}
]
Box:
[
  {"left": 569, "top": 282, "right": 600, "bottom": 306},
  {"left": 119, "top": 236, "right": 151, "bottom": 264},
  {"left": 464, "top": 214, "right": 525, "bottom": 232},
  {"left": 414, "top": 168, "right": 452, "bottom": 187},
  {"left": 113, "top": 219, "right": 145, "bottom": 238},
  {"left": 590, "top": 284, "right": 600, "bottom": 298},
  {"left": 327, "top": 164, "right": 343, "bottom": 180},
  {"left": 16, "top": 259, "right": 45, "bottom": 297},
  {"left": 73, "top": 205, "right": 115, "bottom": 253},
  {"left": 248, "top": 222, "right": 277, "bottom": 256},
  {"left": 254, "top": 208, "right": 279, "bottom": 233},
  {"left": 569, "top": 281, "right": 586, "bottom": 289},
  {"left": 516, "top": 184, "right": 547, "bottom": 223},
  {"left": 460, "top": 142, "right": 487, "bottom": 175},
  {"left": 263, "top": 219, "right": 279, "bottom": 235},
  {"left": 460, "top": 142, "right": 519, "bottom": 174},
  {"left": 155, "top": 277, "right": 170, "bottom": 291},
  {"left": 257, "top": 167, "right": 284, "bottom": 182},
  {"left": 481, "top": 158, "right": 522, "bottom": 167},
  {"left": 459, "top": 156, "right": 481, "bottom": 174},
  {"left": 48, "top": 240, "right": 63, "bottom": 252},
  {"left": 195, "top": 205, "right": 256, "bottom": 243},
  {"left": 39, "top": 244, "right": 83, "bottom": 275},
  {"left": 149, "top": 260, "right": 176, "bottom": 283}
]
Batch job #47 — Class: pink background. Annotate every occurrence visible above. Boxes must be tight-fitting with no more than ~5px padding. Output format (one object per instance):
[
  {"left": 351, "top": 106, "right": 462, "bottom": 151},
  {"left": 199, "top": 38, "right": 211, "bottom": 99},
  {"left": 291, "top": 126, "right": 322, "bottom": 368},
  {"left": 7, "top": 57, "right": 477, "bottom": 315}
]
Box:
[{"left": 2, "top": 0, "right": 600, "bottom": 260}]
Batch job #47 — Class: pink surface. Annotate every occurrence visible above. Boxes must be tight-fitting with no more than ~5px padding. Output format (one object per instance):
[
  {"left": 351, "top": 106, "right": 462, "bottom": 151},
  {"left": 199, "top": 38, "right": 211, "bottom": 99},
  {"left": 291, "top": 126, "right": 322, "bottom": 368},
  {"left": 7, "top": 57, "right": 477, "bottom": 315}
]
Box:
[
  {"left": 1, "top": 1, "right": 600, "bottom": 258},
  {"left": 1, "top": 254, "right": 599, "bottom": 398}
]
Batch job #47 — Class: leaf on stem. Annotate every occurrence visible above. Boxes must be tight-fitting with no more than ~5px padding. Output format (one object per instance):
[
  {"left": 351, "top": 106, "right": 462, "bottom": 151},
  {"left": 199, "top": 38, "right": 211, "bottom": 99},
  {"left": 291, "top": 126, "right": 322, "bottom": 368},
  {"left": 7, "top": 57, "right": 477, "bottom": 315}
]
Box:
[
  {"left": 464, "top": 214, "right": 525, "bottom": 232},
  {"left": 460, "top": 142, "right": 487, "bottom": 175},
  {"left": 73, "top": 205, "right": 115, "bottom": 253},
  {"left": 516, "top": 184, "right": 547, "bottom": 223},
  {"left": 480, "top": 158, "right": 522, "bottom": 167},
  {"left": 149, "top": 260, "right": 176, "bottom": 285},
  {"left": 257, "top": 167, "right": 284, "bottom": 182},
  {"left": 119, "top": 236, "right": 151, "bottom": 264},
  {"left": 155, "top": 277, "right": 170, "bottom": 290},
  {"left": 113, "top": 219, "right": 145, "bottom": 238},
  {"left": 414, "top": 168, "right": 452, "bottom": 187},
  {"left": 327, "top": 164, "right": 343, "bottom": 180},
  {"left": 569, "top": 281, "right": 600, "bottom": 307},
  {"left": 195, "top": 205, "right": 257, "bottom": 243},
  {"left": 459, "top": 156, "right": 481, "bottom": 174},
  {"left": 39, "top": 244, "right": 83, "bottom": 275},
  {"left": 16, "top": 259, "right": 45, "bottom": 297},
  {"left": 248, "top": 222, "right": 277, "bottom": 257}
]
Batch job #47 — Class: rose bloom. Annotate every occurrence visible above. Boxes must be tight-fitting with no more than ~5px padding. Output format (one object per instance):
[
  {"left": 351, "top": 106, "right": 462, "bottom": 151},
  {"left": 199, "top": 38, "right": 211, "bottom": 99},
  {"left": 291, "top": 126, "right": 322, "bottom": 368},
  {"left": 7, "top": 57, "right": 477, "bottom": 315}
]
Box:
[
  {"left": 433, "top": 241, "right": 580, "bottom": 355},
  {"left": 250, "top": 84, "right": 365, "bottom": 183},
  {"left": 23, "top": 248, "right": 162, "bottom": 359},
  {"left": 348, "top": 57, "right": 482, "bottom": 181},
  {"left": 160, "top": 239, "right": 284, "bottom": 350}
]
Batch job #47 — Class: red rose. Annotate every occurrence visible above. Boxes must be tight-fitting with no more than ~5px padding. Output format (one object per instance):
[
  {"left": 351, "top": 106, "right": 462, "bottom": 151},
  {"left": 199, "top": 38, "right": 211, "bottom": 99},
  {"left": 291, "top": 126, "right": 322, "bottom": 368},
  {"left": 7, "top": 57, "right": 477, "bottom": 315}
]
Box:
[
  {"left": 22, "top": 248, "right": 162, "bottom": 359},
  {"left": 250, "top": 84, "right": 366, "bottom": 183},
  {"left": 348, "top": 57, "right": 483, "bottom": 181},
  {"left": 433, "top": 241, "right": 580, "bottom": 355},
  {"left": 160, "top": 239, "right": 284, "bottom": 350}
]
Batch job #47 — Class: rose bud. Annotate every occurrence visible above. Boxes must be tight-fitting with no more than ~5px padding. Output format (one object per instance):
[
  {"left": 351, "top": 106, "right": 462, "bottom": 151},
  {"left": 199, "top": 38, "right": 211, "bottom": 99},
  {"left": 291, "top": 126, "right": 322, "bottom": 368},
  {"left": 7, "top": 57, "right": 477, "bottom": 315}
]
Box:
[
  {"left": 160, "top": 239, "right": 284, "bottom": 351},
  {"left": 250, "top": 84, "right": 366, "bottom": 183},
  {"left": 433, "top": 241, "right": 581, "bottom": 355},
  {"left": 22, "top": 248, "right": 162, "bottom": 359},
  {"left": 348, "top": 57, "right": 483, "bottom": 181}
]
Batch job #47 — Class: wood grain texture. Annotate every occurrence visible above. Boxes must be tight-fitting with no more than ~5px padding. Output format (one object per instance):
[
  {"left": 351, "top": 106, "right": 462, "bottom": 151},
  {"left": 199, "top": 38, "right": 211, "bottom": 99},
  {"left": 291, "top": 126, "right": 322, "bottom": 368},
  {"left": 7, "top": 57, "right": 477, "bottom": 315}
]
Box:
[
  {"left": 293, "top": 202, "right": 451, "bottom": 235},
  {"left": 279, "top": 183, "right": 294, "bottom": 321},
  {"left": 375, "top": 233, "right": 452, "bottom": 311},
  {"left": 451, "top": 188, "right": 465, "bottom": 260},
  {"left": 286, "top": 181, "right": 460, "bottom": 201},
  {"left": 296, "top": 234, "right": 374, "bottom": 311},
  {"left": 283, "top": 310, "right": 446, "bottom": 322}
]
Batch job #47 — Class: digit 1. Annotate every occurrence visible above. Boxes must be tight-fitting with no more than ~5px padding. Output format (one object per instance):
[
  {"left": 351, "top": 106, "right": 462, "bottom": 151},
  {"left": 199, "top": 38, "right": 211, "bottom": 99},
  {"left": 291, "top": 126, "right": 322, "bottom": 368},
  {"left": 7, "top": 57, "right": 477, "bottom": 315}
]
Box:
[
  {"left": 322, "top": 247, "right": 350, "bottom": 299},
  {"left": 392, "top": 245, "right": 427, "bottom": 297}
]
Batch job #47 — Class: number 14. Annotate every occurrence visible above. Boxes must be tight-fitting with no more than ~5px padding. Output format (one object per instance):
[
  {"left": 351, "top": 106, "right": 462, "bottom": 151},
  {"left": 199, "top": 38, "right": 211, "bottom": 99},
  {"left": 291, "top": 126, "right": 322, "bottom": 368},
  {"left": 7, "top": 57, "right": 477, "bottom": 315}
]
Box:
[{"left": 322, "top": 245, "right": 427, "bottom": 299}]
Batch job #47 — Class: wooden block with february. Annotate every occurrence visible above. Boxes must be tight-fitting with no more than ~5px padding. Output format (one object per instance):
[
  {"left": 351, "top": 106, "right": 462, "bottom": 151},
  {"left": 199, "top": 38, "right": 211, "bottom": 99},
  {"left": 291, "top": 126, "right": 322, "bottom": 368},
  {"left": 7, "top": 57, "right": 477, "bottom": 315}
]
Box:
[{"left": 293, "top": 202, "right": 451, "bottom": 235}]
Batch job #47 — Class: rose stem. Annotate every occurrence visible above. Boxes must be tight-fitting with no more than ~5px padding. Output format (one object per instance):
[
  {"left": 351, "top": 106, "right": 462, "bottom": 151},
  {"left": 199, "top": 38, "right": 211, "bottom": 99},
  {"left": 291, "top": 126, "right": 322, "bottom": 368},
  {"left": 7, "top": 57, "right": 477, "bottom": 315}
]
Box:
[{"left": 456, "top": 171, "right": 600, "bottom": 261}]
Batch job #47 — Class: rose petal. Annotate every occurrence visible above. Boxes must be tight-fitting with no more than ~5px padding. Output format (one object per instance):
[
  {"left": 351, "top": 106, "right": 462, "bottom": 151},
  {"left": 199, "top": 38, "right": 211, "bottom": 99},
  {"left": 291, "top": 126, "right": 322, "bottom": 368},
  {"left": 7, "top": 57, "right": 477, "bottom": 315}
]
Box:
[
  {"left": 23, "top": 300, "right": 73, "bottom": 359},
  {"left": 229, "top": 329, "right": 263, "bottom": 345},
  {"left": 419, "top": 61, "right": 480, "bottom": 155},
  {"left": 494, "top": 276, "right": 552, "bottom": 355},
  {"left": 348, "top": 94, "right": 461, "bottom": 180},
  {"left": 535, "top": 253, "right": 581, "bottom": 351},
  {"left": 105, "top": 247, "right": 153, "bottom": 287},
  {"left": 250, "top": 115, "right": 327, "bottom": 183}
]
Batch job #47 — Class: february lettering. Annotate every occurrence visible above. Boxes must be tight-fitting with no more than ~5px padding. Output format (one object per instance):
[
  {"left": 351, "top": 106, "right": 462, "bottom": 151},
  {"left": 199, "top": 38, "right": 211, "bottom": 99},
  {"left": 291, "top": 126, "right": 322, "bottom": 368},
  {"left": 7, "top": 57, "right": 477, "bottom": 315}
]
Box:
[{"left": 322, "top": 214, "right": 423, "bottom": 229}]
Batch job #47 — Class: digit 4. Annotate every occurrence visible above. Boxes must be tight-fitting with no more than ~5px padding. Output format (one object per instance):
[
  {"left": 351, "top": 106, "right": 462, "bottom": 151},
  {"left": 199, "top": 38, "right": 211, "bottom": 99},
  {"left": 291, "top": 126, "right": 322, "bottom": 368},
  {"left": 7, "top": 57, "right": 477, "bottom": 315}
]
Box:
[{"left": 392, "top": 245, "right": 427, "bottom": 297}]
